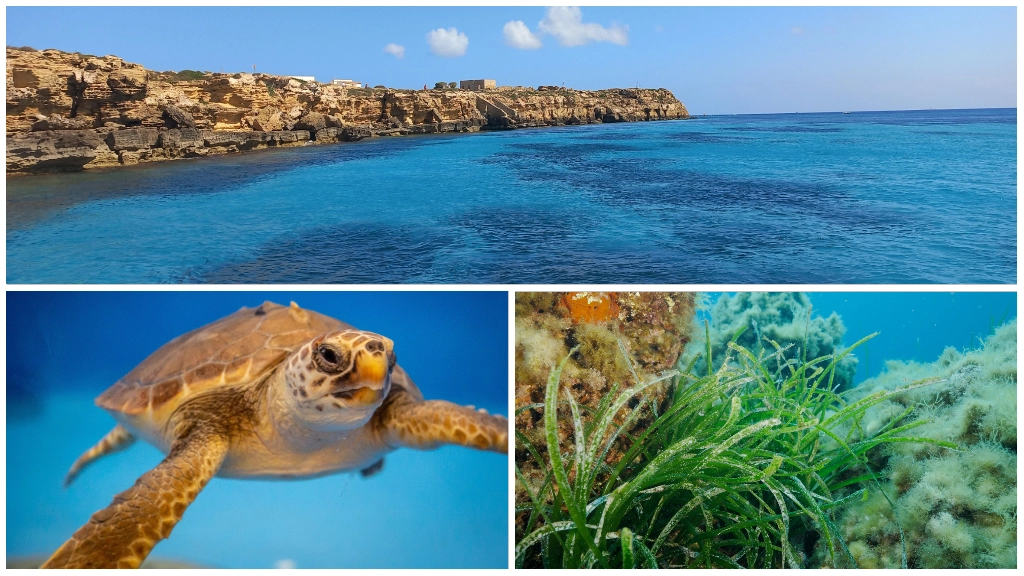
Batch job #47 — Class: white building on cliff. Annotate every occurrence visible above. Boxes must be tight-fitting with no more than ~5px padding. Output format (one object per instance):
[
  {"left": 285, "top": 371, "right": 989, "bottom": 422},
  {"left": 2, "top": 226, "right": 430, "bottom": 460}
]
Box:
[{"left": 331, "top": 79, "right": 363, "bottom": 88}]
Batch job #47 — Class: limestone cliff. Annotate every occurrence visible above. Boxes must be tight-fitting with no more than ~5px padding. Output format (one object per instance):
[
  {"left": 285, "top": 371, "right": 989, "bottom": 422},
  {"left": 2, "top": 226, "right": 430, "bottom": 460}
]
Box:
[{"left": 6, "top": 47, "right": 689, "bottom": 174}]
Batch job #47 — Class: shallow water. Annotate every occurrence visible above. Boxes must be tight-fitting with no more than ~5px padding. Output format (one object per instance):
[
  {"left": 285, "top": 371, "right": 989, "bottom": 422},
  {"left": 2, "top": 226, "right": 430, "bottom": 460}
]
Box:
[
  {"left": 6, "top": 292, "right": 508, "bottom": 568},
  {"left": 7, "top": 109, "right": 1016, "bottom": 283}
]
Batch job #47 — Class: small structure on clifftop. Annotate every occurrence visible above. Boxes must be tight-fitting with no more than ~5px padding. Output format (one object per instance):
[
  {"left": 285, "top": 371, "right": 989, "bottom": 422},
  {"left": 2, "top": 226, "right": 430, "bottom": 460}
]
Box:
[
  {"left": 460, "top": 79, "right": 496, "bottom": 91},
  {"left": 331, "top": 79, "right": 362, "bottom": 88}
]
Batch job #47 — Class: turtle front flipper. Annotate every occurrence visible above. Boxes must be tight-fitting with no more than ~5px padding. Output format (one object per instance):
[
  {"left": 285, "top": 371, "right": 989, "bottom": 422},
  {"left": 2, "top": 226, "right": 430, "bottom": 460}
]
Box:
[
  {"left": 64, "top": 424, "right": 136, "bottom": 487},
  {"left": 378, "top": 396, "right": 509, "bottom": 454},
  {"left": 42, "top": 431, "right": 228, "bottom": 569}
]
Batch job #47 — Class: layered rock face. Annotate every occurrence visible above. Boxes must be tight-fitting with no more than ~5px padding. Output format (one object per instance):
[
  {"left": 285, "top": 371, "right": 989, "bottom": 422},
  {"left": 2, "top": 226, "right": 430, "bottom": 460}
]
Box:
[{"left": 6, "top": 47, "right": 689, "bottom": 174}]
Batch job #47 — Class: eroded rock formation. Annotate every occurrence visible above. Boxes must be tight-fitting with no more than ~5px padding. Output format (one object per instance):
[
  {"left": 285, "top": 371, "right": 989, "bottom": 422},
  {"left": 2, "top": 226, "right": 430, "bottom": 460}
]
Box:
[{"left": 6, "top": 47, "right": 689, "bottom": 174}]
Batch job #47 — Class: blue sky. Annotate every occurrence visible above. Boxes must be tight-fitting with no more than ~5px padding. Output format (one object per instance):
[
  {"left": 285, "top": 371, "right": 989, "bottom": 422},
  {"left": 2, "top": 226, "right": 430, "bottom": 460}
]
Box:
[{"left": 6, "top": 6, "right": 1016, "bottom": 114}]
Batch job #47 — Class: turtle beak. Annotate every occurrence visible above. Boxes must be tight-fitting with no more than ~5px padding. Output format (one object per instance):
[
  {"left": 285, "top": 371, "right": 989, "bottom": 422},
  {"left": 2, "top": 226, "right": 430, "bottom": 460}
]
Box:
[
  {"left": 329, "top": 384, "right": 383, "bottom": 406},
  {"left": 355, "top": 336, "right": 394, "bottom": 386},
  {"left": 350, "top": 387, "right": 382, "bottom": 405},
  {"left": 357, "top": 353, "right": 389, "bottom": 384}
]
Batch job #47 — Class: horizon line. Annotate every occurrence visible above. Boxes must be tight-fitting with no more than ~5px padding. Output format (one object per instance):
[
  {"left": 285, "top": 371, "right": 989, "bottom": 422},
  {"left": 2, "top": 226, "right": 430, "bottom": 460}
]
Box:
[{"left": 694, "top": 106, "right": 1016, "bottom": 117}]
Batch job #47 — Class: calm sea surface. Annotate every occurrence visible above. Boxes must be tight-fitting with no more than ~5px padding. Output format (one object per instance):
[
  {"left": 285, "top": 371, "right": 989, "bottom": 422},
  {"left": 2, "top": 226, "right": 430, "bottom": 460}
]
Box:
[{"left": 7, "top": 108, "right": 1016, "bottom": 283}]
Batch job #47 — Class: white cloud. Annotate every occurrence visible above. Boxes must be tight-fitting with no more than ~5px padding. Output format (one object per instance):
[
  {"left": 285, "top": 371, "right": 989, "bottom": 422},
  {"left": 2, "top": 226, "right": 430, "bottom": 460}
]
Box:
[
  {"left": 538, "top": 7, "right": 628, "bottom": 47},
  {"left": 503, "top": 20, "right": 543, "bottom": 50},
  {"left": 791, "top": 27, "right": 805, "bottom": 35},
  {"left": 426, "top": 27, "right": 469, "bottom": 57},
  {"left": 383, "top": 43, "right": 405, "bottom": 59}
]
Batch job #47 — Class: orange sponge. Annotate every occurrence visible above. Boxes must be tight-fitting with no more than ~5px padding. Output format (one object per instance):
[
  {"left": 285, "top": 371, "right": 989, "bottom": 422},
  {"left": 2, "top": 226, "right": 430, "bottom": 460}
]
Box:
[{"left": 561, "top": 292, "right": 619, "bottom": 323}]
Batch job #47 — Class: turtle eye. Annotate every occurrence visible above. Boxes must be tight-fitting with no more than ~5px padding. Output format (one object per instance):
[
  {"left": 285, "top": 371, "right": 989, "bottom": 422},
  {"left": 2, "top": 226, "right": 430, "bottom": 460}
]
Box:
[
  {"left": 319, "top": 346, "right": 338, "bottom": 364},
  {"left": 314, "top": 345, "right": 348, "bottom": 373}
]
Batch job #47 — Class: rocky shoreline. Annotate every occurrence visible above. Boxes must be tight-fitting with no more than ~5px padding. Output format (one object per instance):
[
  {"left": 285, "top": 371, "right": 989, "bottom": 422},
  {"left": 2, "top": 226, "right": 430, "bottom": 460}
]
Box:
[{"left": 6, "top": 47, "right": 689, "bottom": 175}]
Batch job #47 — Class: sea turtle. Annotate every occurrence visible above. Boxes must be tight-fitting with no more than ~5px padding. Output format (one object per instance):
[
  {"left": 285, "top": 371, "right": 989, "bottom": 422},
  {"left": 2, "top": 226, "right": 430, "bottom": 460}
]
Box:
[{"left": 42, "top": 301, "right": 508, "bottom": 569}]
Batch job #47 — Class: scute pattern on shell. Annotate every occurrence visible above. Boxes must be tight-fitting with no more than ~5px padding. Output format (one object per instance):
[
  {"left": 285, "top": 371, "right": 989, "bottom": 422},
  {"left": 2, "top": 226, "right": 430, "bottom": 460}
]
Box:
[{"left": 96, "top": 301, "right": 349, "bottom": 415}]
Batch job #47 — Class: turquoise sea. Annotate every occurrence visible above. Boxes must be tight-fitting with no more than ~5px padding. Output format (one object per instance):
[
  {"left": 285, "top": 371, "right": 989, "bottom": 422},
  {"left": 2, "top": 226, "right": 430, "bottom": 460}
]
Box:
[
  {"left": 6, "top": 292, "right": 508, "bottom": 568},
  {"left": 6, "top": 108, "right": 1016, "bottom": 284}
]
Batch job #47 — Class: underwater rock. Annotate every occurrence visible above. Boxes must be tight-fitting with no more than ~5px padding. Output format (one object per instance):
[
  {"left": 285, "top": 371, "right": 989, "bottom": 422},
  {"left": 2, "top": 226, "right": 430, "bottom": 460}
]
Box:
[
  {"left": 816, "top": 320, "right": 1017, "bottom": 569},
  {"left": 514, "top": 292, "right": 697, "bottom": 542},
  {"left": 515, "top": 292, "right": 696, "bottom": 419},
  {"left": 691, "top": 292, "right": 857, "bottom": 391}
]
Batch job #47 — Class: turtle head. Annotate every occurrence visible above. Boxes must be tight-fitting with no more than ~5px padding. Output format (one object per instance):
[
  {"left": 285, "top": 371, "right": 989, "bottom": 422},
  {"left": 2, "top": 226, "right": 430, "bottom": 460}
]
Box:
[{"left": 283, "top": 329, "right": 396, "bottom": 431}]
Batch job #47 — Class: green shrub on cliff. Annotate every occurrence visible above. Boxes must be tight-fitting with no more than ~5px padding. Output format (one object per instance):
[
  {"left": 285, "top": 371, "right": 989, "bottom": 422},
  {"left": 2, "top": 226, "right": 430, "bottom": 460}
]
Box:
[{"left": 172, "top": 69, "right": 206, "bottom": 81}]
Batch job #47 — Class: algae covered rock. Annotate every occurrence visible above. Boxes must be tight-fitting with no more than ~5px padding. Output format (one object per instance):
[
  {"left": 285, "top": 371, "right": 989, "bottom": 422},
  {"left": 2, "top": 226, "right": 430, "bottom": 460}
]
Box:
[
  {"left": 514, "top": 292, "right": 697, "bottom": 546},
  {"left": 692, "top": 292, "right": 857, "bottom": 390},
  {"left": 817, "top": 320, "right": 1017, "bottom": 568},
  {"left": 515, "top": 292, "right": 696, "bottom": 421}
]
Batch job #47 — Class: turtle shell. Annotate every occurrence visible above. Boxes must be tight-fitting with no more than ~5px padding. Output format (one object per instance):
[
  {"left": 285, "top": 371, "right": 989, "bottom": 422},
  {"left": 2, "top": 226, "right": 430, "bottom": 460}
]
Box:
[{"left": 97, "top": 301, "right": 349, "bottom": 416}]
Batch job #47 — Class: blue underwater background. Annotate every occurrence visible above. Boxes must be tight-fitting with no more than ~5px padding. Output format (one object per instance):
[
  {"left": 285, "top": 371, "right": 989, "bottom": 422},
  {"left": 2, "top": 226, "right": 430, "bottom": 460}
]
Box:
[
  {"left": 6, "top": 108, "right": 1016, "bottom": 284},
  {"left": 6, "top": 292, "right": 508, "bottom": 568},
  {"left": 700, "top": 292, "right": 1017, "bottom": 384}
]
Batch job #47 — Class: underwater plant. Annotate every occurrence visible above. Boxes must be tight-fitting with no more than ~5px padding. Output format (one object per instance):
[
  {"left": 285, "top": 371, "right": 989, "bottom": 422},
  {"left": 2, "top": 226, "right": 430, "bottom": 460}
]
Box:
[
  {"left": 515, "top": 292, "right": 698, "bottom": 540},
  {"left": 692, "top": 293, "right": 857, "bottom": 391},
  {"left": 515, "top": 322, "right": 954, "bottom": 568},
  {"left": 816, "top": 320, "right": 1017, "bottom": 568}
]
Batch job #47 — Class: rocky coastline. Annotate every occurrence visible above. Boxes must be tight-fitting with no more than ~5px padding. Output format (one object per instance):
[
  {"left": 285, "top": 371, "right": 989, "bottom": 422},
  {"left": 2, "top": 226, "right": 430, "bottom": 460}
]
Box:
[{"left": 6, "top": 47, "right": 689, "bottom": 175}]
